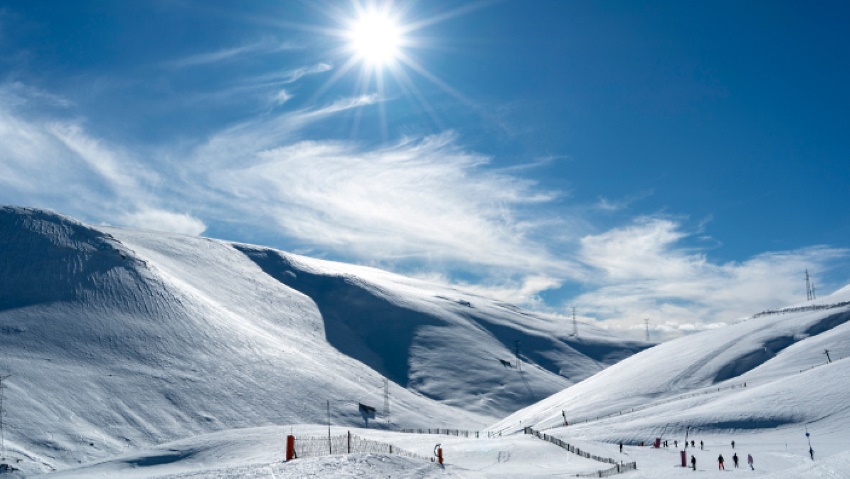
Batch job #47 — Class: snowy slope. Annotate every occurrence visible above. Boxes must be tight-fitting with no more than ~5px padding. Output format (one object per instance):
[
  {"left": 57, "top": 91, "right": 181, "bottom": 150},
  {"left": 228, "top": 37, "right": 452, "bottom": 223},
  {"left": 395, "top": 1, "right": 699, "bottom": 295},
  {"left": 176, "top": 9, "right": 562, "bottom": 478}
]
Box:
[
  {"left": 489, "top": 284, "right": 850, "bottom": 453},
  {"left": 0, "top": 206, "right": 646, "bottom": 475}
]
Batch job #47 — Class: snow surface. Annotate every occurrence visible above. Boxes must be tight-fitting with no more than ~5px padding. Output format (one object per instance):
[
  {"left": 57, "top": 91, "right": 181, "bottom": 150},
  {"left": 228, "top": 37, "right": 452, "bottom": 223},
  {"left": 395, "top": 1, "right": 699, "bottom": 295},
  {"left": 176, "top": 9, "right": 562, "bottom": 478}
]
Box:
[
  {"left": 2, "top": 205, "right": 849, "bottom": 478},
  {"left": 0, "top": 206, "right": 646, "bottom": 475}
]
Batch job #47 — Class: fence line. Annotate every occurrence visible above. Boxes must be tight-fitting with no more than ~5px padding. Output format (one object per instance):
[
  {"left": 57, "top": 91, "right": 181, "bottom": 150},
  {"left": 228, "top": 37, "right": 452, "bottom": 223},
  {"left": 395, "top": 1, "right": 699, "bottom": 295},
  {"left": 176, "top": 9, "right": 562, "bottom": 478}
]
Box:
[
  {"left": 523, "top": 427, "right": 636, "bottom": 477},
  {"left": 292, "top": 432, "right": 434, "bottom": 463},
  {"left": 400, "top": 428, "right": 483, "bottom": 438},
  {"left": 752, "top": 301, "right": 850, "bottom": 318}
]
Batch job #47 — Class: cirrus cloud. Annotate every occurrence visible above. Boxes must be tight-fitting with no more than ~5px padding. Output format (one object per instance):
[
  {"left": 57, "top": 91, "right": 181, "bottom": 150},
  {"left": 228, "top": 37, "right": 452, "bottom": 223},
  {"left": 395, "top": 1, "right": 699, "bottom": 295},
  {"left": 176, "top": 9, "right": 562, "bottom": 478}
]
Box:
[{"left": 571, "top": 217, "right": 849, "bottom": 340}]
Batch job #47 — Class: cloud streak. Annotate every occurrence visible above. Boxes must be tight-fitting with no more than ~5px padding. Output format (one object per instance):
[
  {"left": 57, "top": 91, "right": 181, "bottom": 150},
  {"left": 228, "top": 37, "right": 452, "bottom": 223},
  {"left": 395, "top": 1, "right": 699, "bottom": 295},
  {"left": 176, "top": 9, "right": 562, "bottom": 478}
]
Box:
[
  {"left": 572, "top": 217, "right": 849, "bottom": 340},
  {"left": 205, "top": 131, "right": 572, "bottom": 276},
  {"left": 0, "top": 83, "right": 206, "bottom": 236},
  {"left": 165, "top": 38, "right": 298, "bottom": 69}
]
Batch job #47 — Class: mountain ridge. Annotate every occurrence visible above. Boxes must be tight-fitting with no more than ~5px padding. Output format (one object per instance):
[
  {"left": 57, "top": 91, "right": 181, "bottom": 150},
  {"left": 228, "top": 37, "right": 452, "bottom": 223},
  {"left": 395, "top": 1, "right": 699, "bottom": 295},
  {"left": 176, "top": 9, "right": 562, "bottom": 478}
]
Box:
[{"left": 0, "top": 205, "right": 648, "bottom": 473}]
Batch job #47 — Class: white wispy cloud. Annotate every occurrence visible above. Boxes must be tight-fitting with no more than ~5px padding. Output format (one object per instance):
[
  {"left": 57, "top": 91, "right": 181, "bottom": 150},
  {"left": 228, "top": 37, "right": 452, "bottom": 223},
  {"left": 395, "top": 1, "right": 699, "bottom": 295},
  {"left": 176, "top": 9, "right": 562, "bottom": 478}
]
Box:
[
  {"left": 48, "top": 122, "right": 159, "bottom": 193},
  {"left": 174, "top": 63, "right": 333, "bottom": 109},
  {"left": 0, "top": 82, "right": 206, "bottom": 236},
  {"left": 280, "top": 63, "right": 333, "bottom": 84},
  {"left": 191, "top": 93, "right": 381, "bottom": 166},
  {"left": 118, "top": 208, "right": 207, "bottom": 236},
  {"left": 166, "top": 38, "right": 298, "bottom": 69},
  {"left": 298, "top": 93, "right": 380, "bottom": 118},
  {"left": 274, "top": 89, "right": 292, "bottom": 105},
  {"left": 0, "top": 81, "right": 73, "bottom": 108},
  {"left": 571, "top": 217, "right": 849, "bottom": 340},
  {"left": 204, "top": 131, "right": 573, "bottom": 275},
  {"left": 592, "top": 190, "right": 654, "bottom": 212}
]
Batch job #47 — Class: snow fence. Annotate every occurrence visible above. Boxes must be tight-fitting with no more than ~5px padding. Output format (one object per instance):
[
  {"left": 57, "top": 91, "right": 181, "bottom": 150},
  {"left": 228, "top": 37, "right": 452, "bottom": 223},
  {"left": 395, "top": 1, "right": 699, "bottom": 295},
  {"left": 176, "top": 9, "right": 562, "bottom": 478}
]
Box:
[
  {"left": 401, "top": 428, "right": 483, "bottom": 438},
  {"left": 289, "top": 432, "right": 434, "bottom": 462},
  {"left": 523, "top": 427, "right": 637, "bottom": 477}
]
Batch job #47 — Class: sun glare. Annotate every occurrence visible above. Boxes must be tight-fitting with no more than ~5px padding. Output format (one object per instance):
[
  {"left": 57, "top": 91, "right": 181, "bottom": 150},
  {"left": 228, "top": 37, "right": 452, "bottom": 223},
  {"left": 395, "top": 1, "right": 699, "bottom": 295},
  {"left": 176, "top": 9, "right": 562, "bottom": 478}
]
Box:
[{"left": 348, "top": 11, "right": 402, "bottom": 66}]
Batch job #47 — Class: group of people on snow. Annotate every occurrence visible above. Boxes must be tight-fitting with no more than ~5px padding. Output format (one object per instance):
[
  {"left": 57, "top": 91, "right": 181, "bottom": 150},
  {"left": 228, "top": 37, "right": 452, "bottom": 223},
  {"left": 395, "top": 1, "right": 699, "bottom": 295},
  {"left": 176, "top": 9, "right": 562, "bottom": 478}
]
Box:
[{"left": 687, "top": 440, "right": 754, "bottom": 471}]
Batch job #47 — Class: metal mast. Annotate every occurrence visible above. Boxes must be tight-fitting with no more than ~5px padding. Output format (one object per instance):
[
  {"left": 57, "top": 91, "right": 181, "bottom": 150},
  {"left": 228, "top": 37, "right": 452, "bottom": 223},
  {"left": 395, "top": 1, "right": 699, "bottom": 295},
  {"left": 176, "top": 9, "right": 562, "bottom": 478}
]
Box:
[
  {"left": 383, "top": 378, "right": 390, "bottom": 425},
  {"left": 572, "top": 306, "right": 578, "bottom": 337},
  {"left": 806, "top": 270, "right": 816, "bottom": 300}
]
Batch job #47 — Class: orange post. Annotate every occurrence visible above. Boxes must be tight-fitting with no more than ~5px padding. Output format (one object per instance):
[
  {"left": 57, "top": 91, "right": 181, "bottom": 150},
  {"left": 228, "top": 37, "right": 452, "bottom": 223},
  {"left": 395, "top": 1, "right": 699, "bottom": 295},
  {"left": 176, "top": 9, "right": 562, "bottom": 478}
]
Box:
[{"left": 286, "top": 435, "right": 296, "bottom": 461}]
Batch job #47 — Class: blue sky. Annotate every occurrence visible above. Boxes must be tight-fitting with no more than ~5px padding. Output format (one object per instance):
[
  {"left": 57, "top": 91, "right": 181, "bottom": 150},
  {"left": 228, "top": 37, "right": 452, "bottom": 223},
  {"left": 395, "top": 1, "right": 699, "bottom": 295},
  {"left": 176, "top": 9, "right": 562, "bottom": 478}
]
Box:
[{"left": 2, "top": 0, "right": 849, "bottom": 340}]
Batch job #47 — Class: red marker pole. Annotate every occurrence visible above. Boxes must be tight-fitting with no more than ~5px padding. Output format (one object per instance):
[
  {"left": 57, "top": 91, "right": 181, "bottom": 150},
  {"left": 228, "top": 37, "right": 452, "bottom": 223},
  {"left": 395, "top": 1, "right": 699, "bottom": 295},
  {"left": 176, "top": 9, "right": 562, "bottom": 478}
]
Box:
[
  {"left": 434, "top": 443, "right": 444, "bottom": 465},
  {"left": 286, "top": 435, "right": 296, "bottom": 461}
]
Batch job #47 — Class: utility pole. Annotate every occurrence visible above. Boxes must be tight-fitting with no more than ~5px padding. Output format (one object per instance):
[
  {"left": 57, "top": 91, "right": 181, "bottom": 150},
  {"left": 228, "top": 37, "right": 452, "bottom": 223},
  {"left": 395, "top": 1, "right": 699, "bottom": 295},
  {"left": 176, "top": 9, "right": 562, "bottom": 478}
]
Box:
[
  {"left": 572, "top": 306, "right": 578, "bottom": 337},
  {"left": 824, "top": 349, "right": 832, "bottom": 364},
  {"left": 644, "top": 319, "right": 651, "bottom": 342},
  {"left": 383, "top": 378, "right": 390, "bottom": 426},
  {"left": 327, "top": 400, "right": 332, "bottom": 454},
  {"left": 0, "top": 374, "right": 9, "bottom": 460},
  {"left": 806, "top": 270, "right": 816, "bottom": 301},
  {"left": 515, "top": 340, "right": 522, "bottom": 371}
]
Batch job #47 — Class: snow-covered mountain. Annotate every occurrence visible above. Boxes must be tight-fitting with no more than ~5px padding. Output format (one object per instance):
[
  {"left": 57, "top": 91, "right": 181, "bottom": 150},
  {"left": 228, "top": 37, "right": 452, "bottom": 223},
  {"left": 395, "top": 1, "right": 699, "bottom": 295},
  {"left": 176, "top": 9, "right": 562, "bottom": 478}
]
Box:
[
  {"left": 0, "top": 206, "right": 647, "bottom": 474},
  {"left": 490, "top": 282, "right": 850, "bottom": 455}
]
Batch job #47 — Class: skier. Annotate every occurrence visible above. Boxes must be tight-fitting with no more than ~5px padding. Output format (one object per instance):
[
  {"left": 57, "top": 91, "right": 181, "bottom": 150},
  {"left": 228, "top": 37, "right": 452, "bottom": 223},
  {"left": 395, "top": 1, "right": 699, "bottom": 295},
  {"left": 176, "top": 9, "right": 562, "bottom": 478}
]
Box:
[
  {"left": 619, "top": 442, "right": 623, "bottom": 453},
  {"left": 731, "top": 440, "right": 735, "bottom": 449},
  {"left": 691, "top": 440, "right": 695, "bottom": 447},
  {"left": 718, "top": 454, "right": 725, "bottom": 470},
  {"left": 748, "top": 453, "right": 754, "bottom": 470},
  {"left": 675, "top": 440, "right": 678, "bottom": 448},
  {"left": 732, "top": 452, "right": 739, "bottom": 468},
  {"left": 809, "top": 447, "right": 815, "bottom": 460},
  {"left": 700, "top": 440, "right": 704, "bottom": 450},
  {"left": 690, "top": 455, "right": 697, "bottom": 471}
]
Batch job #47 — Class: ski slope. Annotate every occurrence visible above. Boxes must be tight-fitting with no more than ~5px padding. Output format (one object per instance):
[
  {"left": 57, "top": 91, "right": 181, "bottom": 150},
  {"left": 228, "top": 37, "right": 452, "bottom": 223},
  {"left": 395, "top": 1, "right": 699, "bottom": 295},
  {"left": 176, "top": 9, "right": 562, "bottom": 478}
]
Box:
[
  {"left": 490, "top": 285, "right": 850, "bottom": 439},
  {"left": 33, "top": 425, "right": 850, "bottom": 478},
  {"left": 0, "top": 206, "right": 646, "bottom": 475},
  {"left": 2, "top": 205, "right": 849, "bottom": 478},
  {"left": 484, "top": 284, "right": 850, "bottom": 477}
]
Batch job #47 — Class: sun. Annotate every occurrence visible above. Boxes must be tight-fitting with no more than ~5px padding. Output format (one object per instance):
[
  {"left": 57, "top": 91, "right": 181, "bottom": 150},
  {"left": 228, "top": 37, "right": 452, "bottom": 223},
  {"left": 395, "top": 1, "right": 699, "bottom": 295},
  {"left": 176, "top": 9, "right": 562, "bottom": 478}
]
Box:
[
  {"left": 347, "top": 10, "right": 403, "bottom": 67},
  {"left": 310, "top": 1, "right": 477, "bottom": 139}
]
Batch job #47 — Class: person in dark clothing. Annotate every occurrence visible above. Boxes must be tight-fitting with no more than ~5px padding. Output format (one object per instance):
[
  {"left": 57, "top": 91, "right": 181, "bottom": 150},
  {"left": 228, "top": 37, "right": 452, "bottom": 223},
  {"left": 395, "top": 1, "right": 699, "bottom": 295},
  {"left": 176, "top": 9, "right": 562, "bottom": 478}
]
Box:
[
  {"left": 675, "top": 440, "right": 678, "bottom": 448},
  {"left": 810, "top": 447, "right": 815, "bottom": 460},
  {"left": 619, "top": 442, "right": 623, "bottom": 453},
  {"left": 748, "top": 454, "right": 754, "bottom": 470},
  {"left": 733, "top": 452, "right": 739, "bottom": 468},
  {"left": 731, "top": 440, "right": 735, "bottom": 449},
  {"left": 691, "top": 440, "right": 695, "bottom": 447},
  {"left": 691, "top": 455, "right": 697, "bottom": 471},
  {"left": 718, "top": 454, "right": 725, "bottom": 470},
  {"left": 700, "top": 440, "right": 704, "bottom": 450}
]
